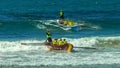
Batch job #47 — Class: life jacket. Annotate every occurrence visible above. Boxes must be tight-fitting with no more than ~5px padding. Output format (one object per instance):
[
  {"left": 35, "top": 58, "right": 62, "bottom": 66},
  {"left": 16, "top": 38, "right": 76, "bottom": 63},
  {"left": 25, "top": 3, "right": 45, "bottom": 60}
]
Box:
[
  {"left": 46, "top": 32, "right": 51, "bottom": 38},
  {"left": 59, "top": 40, "right": 63, "bottom": 46},
  {"left": 63, "top": 20, "right": 68, "bottom": 25},
  {"left": 60, "top": 11, "right": 63, "bottom": 17},
  {"left": 68, "top": 21, "right": 74, "bottom": 26},
  {"left": 63, "top": 40, "right": 67, "bottom": 45},
  {"left": 52, "top": 40, "right": 58, "bottom": 45}
]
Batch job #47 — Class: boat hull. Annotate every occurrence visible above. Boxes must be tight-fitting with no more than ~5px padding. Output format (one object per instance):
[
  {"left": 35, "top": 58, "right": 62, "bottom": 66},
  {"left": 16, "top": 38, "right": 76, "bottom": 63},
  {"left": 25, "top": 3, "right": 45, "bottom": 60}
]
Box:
[
  {"left": 44, "top": 42, "right": 73, "bottom": 53},
  {"left": 57, "top": 19, "right": 79, "bottom": 31}
]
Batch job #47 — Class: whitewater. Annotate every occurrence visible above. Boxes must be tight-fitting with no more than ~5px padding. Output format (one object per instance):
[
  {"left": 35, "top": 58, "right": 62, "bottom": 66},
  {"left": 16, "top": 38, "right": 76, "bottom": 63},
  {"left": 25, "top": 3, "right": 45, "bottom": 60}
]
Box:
[
  {"left": 0, "top": 36, "right": 120, "bottom": 67},
  {"left": 0, "top": 0, "right": 120, "bottom": 68}
]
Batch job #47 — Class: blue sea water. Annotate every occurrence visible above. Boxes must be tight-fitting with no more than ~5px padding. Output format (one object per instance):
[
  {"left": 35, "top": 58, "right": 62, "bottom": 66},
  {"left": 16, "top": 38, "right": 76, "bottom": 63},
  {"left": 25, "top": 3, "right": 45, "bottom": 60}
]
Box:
[{"left": 0, "top": 0, "right": 120, "bottom": 68}]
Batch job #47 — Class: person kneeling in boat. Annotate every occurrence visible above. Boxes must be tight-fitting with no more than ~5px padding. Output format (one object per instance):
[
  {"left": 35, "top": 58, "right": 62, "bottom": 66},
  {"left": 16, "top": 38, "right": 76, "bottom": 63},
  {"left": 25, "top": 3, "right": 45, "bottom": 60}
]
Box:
[
  {"left": 52, "top": 39, "right": 58, "bottom": 46},
  {"left": 63, "top": 39, "right": 67, "bottom": 45},
  {"left": 52, "top": 39, "right": 60, "bottom": 49},
  {"left": 58, "top": 39, "right": 64, "bottom": 46},
  {"left": 58, "top": 39, "right": 65, "bottom": 50}
]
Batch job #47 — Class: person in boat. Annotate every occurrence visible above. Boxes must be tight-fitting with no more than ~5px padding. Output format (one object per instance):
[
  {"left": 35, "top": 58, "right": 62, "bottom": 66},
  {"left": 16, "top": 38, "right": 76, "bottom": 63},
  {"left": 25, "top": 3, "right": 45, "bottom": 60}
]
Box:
[
  {"left": 64, "top": 20, "right": 74, "bottom": 26},
  {"left": 58, "top": 39, "right": 64, "bottom": 46},
  {"left": 52, "top": 38, "right": 59, "bottom": 49},
  {"left": 68, "top": 20, "right": 74, "bottom": 26},
  {"left": 63, "top": 39, "right": 67, "bottom": 45},
  {"left": 52, "top": 38, "right": 58, "bottom": 46},
  {"left": 63, "top": 19, "right": 69, "bottom": 26},
  {"left": 58, "top": 39, "right": 68, "bottom": 50},
  {"left": 46, "top": 29, "right": 52, "bottom": 44},
  {"left": 57, "top": 10, "right": 64, "bottom": 24},
  {"left": 59, "top": 10, "right": 64, "bottom": 19}
]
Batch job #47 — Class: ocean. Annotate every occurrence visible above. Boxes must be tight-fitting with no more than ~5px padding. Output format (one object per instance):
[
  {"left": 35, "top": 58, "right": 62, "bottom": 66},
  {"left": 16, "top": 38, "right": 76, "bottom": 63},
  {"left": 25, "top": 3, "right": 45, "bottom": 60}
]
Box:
[{"left": 0, "top": 0, "right": 120, "bottom": 68}]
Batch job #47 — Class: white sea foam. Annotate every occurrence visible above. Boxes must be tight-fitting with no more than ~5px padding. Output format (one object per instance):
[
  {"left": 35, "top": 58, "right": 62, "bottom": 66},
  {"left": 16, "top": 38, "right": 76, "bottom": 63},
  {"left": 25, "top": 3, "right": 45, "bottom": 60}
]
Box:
[
  {"left": 36, "top": 24, "right": 46, "bottom": 29},
  {"left": 0, "top": 36, "right": 120, "bottom": 66}
]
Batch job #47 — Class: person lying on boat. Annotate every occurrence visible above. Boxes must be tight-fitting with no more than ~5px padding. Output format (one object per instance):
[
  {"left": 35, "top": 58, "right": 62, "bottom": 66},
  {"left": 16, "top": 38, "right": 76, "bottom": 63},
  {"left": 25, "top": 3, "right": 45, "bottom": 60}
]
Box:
[{"left": 46, "top": 29, "right": 52, "bottom": 44}]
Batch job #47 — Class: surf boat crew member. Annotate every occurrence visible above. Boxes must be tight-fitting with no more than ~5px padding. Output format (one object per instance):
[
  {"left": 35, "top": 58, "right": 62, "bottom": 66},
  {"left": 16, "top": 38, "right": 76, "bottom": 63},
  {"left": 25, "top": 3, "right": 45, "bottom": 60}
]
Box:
[
  {"left": 59, "top": 10, "right": 64, "bottom": 19},
  {"left": 46, "top": 29, "right": 52, "bottom": 44},
  {"left": 58, "top": 39, "right": 64, "bottom": 46},
  {"left": 63, "top": 39, "right": 67, "bottom": 45},
  {"left": 52, "top": 39, "right": 58, "bottom": 46},
  {"left": 57, "top": 10, "right": 65, "bottom": 25}
]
